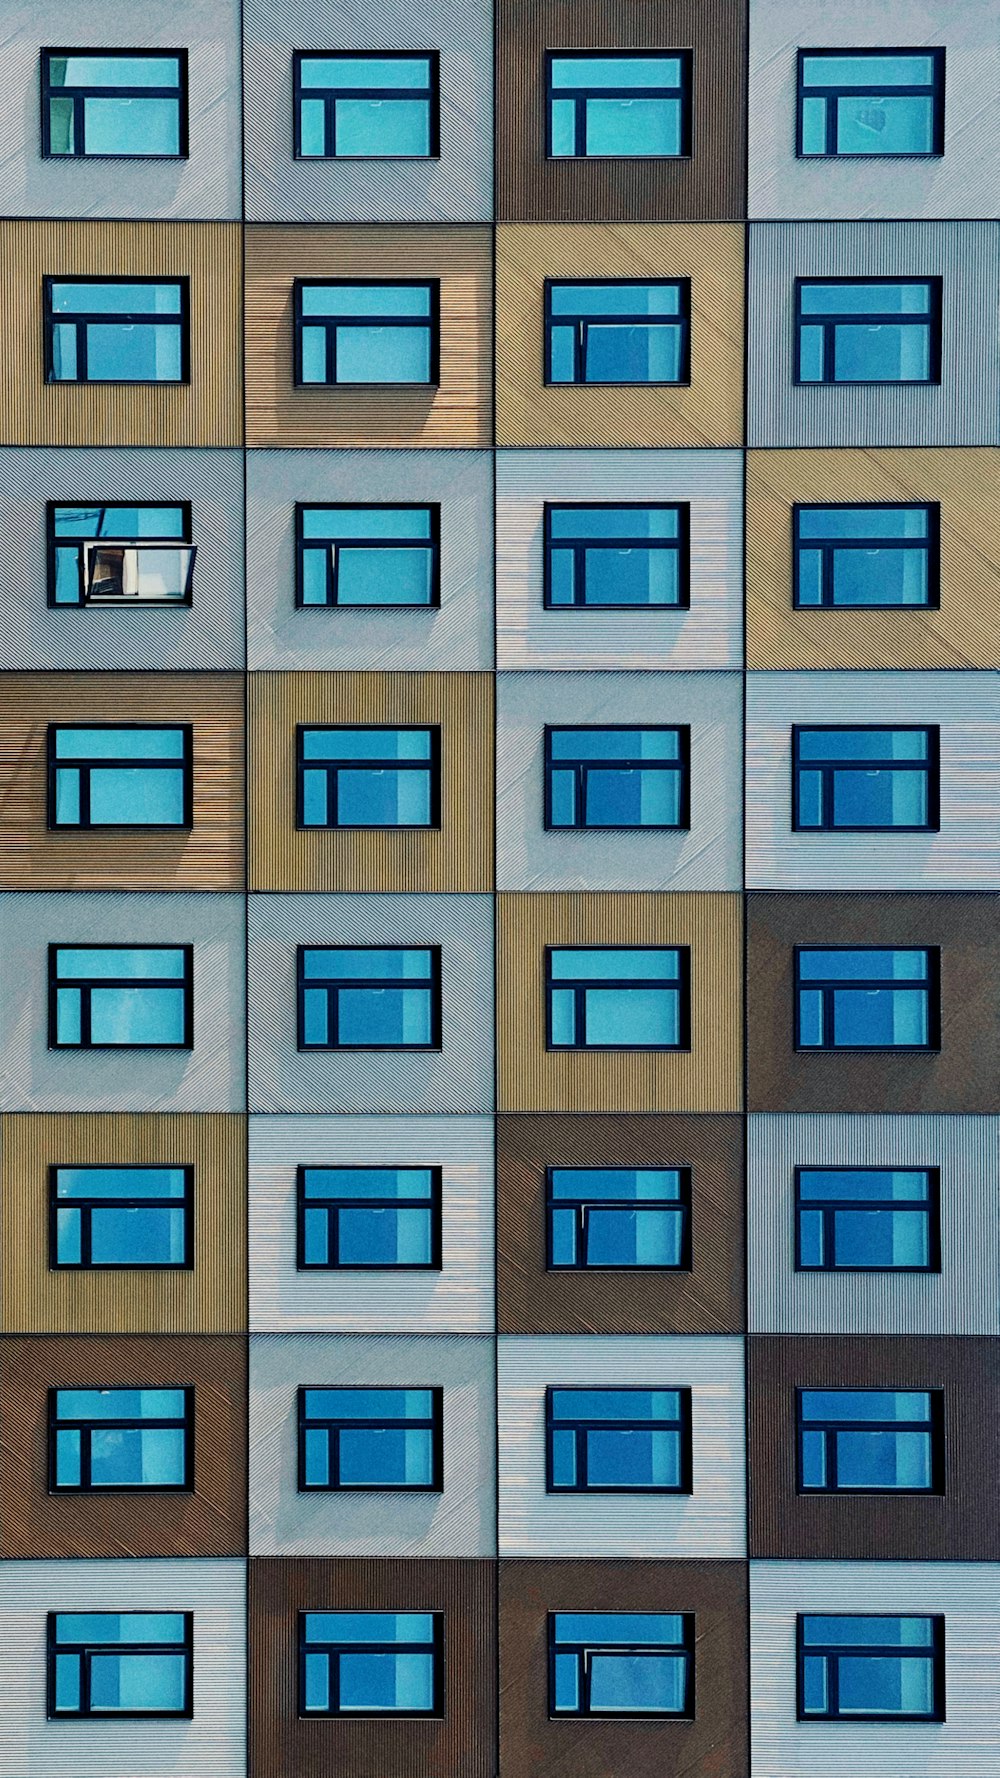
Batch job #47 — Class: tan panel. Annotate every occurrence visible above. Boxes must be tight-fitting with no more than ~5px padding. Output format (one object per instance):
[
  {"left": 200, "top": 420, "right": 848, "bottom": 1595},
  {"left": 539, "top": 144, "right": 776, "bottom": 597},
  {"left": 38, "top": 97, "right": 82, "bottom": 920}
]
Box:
[
  {"left": 1, "top": 1114, "right": 246, "bottom": 1333},
  {"left": 245, "top": 225, "right": 493, "bottom": 448},
  {"left": 0, "top": 221, "right": 242, "bottom": 447},
  {"left": 747, "top": 448, "right": 1000, "bottom": 669},
  {"left": 496, "top": 892, "right": 742, "bottom": 1112},
  {"left": 496, "top": 223, "right": 745, "bottom": 448},
  {"left": 0, "top": 674, "right": 245, "bottom": 890},
  {"left": 249, "top": 672, "right": 493, "bottom": 892}
]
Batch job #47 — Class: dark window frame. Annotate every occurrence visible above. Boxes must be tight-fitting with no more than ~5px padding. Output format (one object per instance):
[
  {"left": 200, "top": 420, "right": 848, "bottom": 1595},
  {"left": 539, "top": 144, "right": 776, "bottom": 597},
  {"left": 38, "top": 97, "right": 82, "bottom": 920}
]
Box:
[
  {"left": 544, "top": 48, "right": 693, "bottom": 160},
  {"left": 48, "top": 1162, "right": 195, "bottom": 1272},
  {"left": 547, "top": 1611, "right": 695, "bottom": 1720},
  {"left": 46, "top": 1610, "right": 194, "bottom": 1721},
  {"left": 297, "top": 1384, "right": 444, "bottom": 1493},
  {"left": 46, "top": 499, "right": 195, "bottom": 610},
  {"left": 295, "top": 723, "right": 441, "bottom": 831},
  {"left": 46, "top": 722, "right": 194, "bottom": 832},
  {"left": 292, "top": 49, "right": 440, "bottom": 161},
  {"left": 543, "top": 500, "right": 691, "bottom": 612},
  {"left": 544, "top": 277, "right": 692, "bottom": 389},
  {"left": 295, "top": 501, "right": 441, "bottom": 610},
  {"left": 48, "top": 1385, "right": 194, "bottom": 1494},
  {"left": 298, "top": 1609, "right": 444, "bottom": 1719},
  {"left": 296, "top": 943, "right": 443, "bottom": 1053},
  {"left": 794, "top": 1164, "right": 941, "bottom": 1274},
  {"left": 791, "top": 501, "right": 940, "bottom": 611},
  {"left": 793, "top": 275, "right": 942, "bottom": 387},
  {"left": 791, "top": 723, "right": 940, "bottom": 834},
  {"left": 48, "top": 942, "right": 195, "bottom": 1052},
  {"left": 544, "top": 723, "right": 691, "bottom": 832},
  {"left": 43, "top": 275, "right": 191, "bottom": 386},
  {"left": 796, "top": 1386, "right": 945, "bottom": 1496},
  {"left": 793, "top": 943, "right": 941, "bottom": 1053},
  {"left": 545, "top": 1385, "right": 693, "bottom": 1496},
  {"left": 545, "top": 1165, "right": 693, "bottom": 1273},
  {"left": 40, "top": 46, "right": 189, "bottom": 161},
  {"left": 796, "top": 1613, "right": 946, "bottom": 1724},
  {"left": 796, "top": 46, "right": 945, "bottom": 160},
  {"left": 296, "top": 1163, "right": 442, "bottom": 1272},
  {"left": 293, "top": 277, "right": 440, "bottom": 388},
  {"left": 545, "top": 943, "right": 691, "bottom": 1053}
]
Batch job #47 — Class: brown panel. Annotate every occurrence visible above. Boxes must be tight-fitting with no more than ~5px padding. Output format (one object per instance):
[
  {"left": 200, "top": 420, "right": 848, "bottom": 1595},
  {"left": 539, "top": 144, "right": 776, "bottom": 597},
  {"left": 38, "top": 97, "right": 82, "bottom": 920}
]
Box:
[
  {"left": 245, "top": 225, "right": 492, "bottom": 448},
  {"left": 0, "top": 674, "right": 244, "bottom": 891},
  {"left": 0, "top": 1334, "right": 247, "bottom": 1558},
  {"left": 500, "top": 1558, "right": 748, "bottom": 1778},
  {"left": 497, "top": 1114, "right": 744, "bottom": 1333},
  {"left": 249, "top": 1557, "right": 496, "bottom": 1778},
  {"left": 0, "top": 220, "right": 242, "bottom": 447},
  {"left": 747, "top": 892, "right": 1000, "bottom": 1113},
  {"left": 249, "top": 672, "right": 493, "bottom": 892},
  {"left": 749, "top": 1336, "right": 1000, "bottom": 1561},
  {"left": 1, "top": 1114, "right": 246, "bottom": 1335},
  {"left": 497, "top": 0, "right": 747, "bottom": 222}
]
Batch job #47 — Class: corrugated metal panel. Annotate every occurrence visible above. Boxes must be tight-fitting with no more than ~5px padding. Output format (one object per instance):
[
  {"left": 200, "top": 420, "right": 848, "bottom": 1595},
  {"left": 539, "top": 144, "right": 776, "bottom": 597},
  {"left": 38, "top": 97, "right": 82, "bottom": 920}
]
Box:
[
  {"left": 496, "top": 670, "right": 743, "bottom": 890},
  {"left": 495, "top": 447, "right": 744, "bottom": 671},
  {"left": 496, "top": 224, "right": 745, "bottom": 448},
  {"left": 496, "top": 891, "right": 742, "bottom": 1113},
  {"left": 748, "top": 1113, "right": 1000, "bottom": 1335},
  {"left": 0, "top": 891, "right": 246, "bottom": 1112},
  {"left": 748, "top": 221, "right": 1000, "bottom": 448},
  {"left": 0, "top": 221, "right": 243, "bottom": 448},
  {"left": 750, "top": 1560, "right": 1000, "bottom": 1778},
  {"left": 248, "top": 1114, "right": 494, "bottom": 1332},
  {"left": 247, "top": 447, "right": 493, "bottom": 671},
  {"left": 1, "top": 1112, "right": 247, "bottom": 1335},
  {"left": 0, "top": 1558, "right": 246, "bottom": 1778},
  {"left": 497, "top": 1335, "right": 746, "bottom": 1556},
  {"left": 243, "top": 0, "right": 493, "bottom": 222},
  {"left": 245, "top": 225, "right": 492, "bottom": 448},
  {"left": 247, "top": 892, "right": 494, "bottom": 1113},
  {"left": 746, "top": 446, "right": 1000, "bottom": 671}
]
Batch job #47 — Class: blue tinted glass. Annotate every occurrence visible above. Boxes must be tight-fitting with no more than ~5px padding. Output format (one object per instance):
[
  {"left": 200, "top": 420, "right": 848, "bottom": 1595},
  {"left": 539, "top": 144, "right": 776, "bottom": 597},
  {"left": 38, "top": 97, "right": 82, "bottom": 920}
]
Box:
[
  {"left": 55, "top": 1613, "right": 186, "bottom": 1643},
  {"left": 303, "top": 56, "right": 431, "bottom": 89},
  {"left": 335, "top": 99, "right": 429, "bottom": 156},
  {"left": 56, "top": 1388, "right": 185, "bottom": 1420},
  {"left": 797, "top": 729, "right": 928, "bottom": 761},
  {"left": 88, "top": 987, "right": 187, "bottom": 1045},
  {"left": 303, "top": 727, "right": 432, "bottom": 760},
  {"left": 800, "top": 282, "right": 931, "bottom": 316},
  {"left": 797, "top": 507, "right": 928, "bottom": 540},
  {"left": 550, "top": 56, "right": 683, "bottom": 89},
  {"left": 304, "top": 506, "right": 432, "bottom": 541},
  {"left": 51, "top": 54, "right": 181, "bottom": 87},
  {"left": 337, "top": 986, "right": 432, "bottom": 1045},
  {"left": 549, "top": 506, "right": 679, "bottom": 540},
  {"left": 301, "top": 284, "right": 431, "bottom": 318},
  {"left": 550, "top": 949, "right": 681, "bottom": 981},
  {"left": 550, "top": 283, "right": 682, "bottom": 316},
  {"left": 305, "top": 1612, "right": 434, "bottom": 1643},
  {"left": 801, "top": 54, "right": 936, "bottom": 88},
  {"left": 80, "top": 96, "right": 180, "bottom": 155},
  {"left": 551, "top": 1168, "right": 683, "bottom": 1200},
  {"left": 56, "top": 948, "right": 186, "bottom": 979},
  {"left": 303, "top": 948, "right": 432, "bottom": 980},
  {"left": 797, "top": 950, "right": 928, "bottom": 981},
  {"left": 836, "top": 95, "right": 935, "bottom": 155},
  {"left": 554, "top": 1613, "right": 685, "bottom": 1643},
  {"left": 304, "top": 1388, "right": 433, "bottom": 1419},
  {"left": 798, "top": 1169, "right": 929, "bottom": 1202},
  {"left": 51, "top": 283, "right": 182, "bottom": 315},
  {"left": 552, "top": 1389, "right": 681, "bottom": 1420},
  {"left": 583, "top": 323, "right": 683, "bottom": 383},
  {"left": 588, "top": 1652, "right": 686, "bottom": 1712},
  {"left": 336, "top": 547, "right": 434, "bottom": 605},
  {"left": 336, "top": 325, "right": 430, "bottom": 383}
]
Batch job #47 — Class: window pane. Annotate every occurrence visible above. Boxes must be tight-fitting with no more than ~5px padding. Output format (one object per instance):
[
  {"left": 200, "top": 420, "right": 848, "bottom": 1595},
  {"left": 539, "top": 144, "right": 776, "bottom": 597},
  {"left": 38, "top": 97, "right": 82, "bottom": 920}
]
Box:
[
  {"left": 82, "top": 96, "right": 180, "bottom": 155},
  {"left": 550, "top": 949, "right": 680, "bottom": 981},
  {"left": 301, "top": 285, "right": 430, "bottom": 317},
  {"left": 836, "top": 95, "right": 935, "bottom": 155},
  {"left": 585, "top": 97, "right": 682, "bottom": 156},
  {"left": 838, "top": 1655, "right": 934, "bottom": 1715},
  {"left": 89, "top": 987, "right": 187, "bottom": 1045},
  {"left": 336, "top": 99, "right": 429, "bottom": 156},
  {"left": 336, "top": 325, "right": 430, "bottom": 383},
  {"left": 589, "top": 1652, "right": 686, "bottom": 1713},
  {"left": 584, "top": 986, "right": 679, "bottom": 1046}
]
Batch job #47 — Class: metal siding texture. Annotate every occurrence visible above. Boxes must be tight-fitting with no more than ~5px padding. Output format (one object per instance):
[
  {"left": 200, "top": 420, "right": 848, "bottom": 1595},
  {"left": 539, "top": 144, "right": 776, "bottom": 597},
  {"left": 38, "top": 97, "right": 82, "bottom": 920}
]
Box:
[
  {"left": 746, "top": 446, "right": 1000, "bottom": 671},
  {"left": 1, "top": 1112, "right": 247, "bottom": 1335},
  {"left": 495, "top": 447, "right": 744, "bottom": 671},
  {"left": 247, "top": 447, "right": 494, "bottom": 671},
  {"left": 248, "top": 1114, "right": 494, "bottom": 1332},
  {"left": 496, "top": 223, "right": 745, "bottom": 448},
  {"left": 0, "top": 1559, "right": 246, "bottom": 1778},
  {"left": 243, "top": 0, "right": 493, "bottom": 221},
  {"left": 247, "top": 892, "right": 494, "bottom": 1113},
  {"left": 245, "top": 224, "right": 493, "bottom": 447},
  {"left": 496, "top": 891, "right": 742, "bottom": 1113},
  {"left": 0, "top": 221, "right": 243, "bottom": 447},
  {"left": 496, "top": 670, "right": 743, "bottom": 890},
  {"left": 747, "top": 221, "right": 1000, "bottom": 448},
  {"left": 748, "top": 1113, "right": 1000, "bottom": 1335}
]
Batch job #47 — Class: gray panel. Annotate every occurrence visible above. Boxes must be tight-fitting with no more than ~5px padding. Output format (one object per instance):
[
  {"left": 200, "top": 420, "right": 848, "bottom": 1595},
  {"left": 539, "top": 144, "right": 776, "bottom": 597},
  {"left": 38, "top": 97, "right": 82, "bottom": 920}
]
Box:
[
  {"left": 246, "top": 448, "right": 493, "bottom": 670},
  {"left": 0, "top": 893, "right": 246, "bottom": 1112},
  {"left": 748, "top": 222, "right": 1000, "bottom": 447},
  {"left": 248, "top": 1332, "right": 496, "bottom": 1555},
  {"left": 0, "top": 447, "right": 244, "bottom": 671},
  {"left": 244, "top": 0, "right": 493, "bottom": 221}
]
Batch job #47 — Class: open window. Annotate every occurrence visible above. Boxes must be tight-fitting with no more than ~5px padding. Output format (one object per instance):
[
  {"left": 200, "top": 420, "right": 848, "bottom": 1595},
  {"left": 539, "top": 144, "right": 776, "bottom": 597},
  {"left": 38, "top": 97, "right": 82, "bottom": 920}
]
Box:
[{"left": 49, "top": 503, "right": 195, "bottom": 607}]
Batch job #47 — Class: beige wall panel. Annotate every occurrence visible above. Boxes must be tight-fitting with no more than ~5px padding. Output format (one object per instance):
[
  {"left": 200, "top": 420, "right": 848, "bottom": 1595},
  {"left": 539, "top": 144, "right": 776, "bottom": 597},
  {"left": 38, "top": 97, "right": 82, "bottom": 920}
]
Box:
[
  {"left": 496, "top": 224, "right": 745, "bottom": 448},
  {"left": 747, "top": 448, "right": 1000, "bottom": 669},
  {"left": 0, "top": 221, "right": 242, "bottom": 447},
  {"left": 245, "top": 225, "right": 493, "bottom": 447},
  {"left": 496, "top": 892, "right": 742, "bottom": 1113},
  {"left": 1, "top": 1113, "right": 246, "bottom": 1333},
  {"left": 249, "top": 671, "right": 493, "bottom": 892}
]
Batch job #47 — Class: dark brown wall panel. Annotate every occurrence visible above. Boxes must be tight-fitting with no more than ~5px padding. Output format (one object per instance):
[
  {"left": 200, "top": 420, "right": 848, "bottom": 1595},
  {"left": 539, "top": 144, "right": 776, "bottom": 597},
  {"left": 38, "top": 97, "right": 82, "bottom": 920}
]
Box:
[
  {"left": 497, "top": 1114, "right": 744, "bottom": 1333},
  {"left": 749, "top": 1336, "right": 1000, "bottom": 1561}
]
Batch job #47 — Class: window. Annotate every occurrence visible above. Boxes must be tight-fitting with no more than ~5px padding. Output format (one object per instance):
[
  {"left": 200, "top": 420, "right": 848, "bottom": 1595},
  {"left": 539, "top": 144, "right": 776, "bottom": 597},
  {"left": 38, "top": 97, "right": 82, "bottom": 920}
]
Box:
[
  {"left": 796, "top": 1167, "right": 939, "bottom": 1272},
  {"left": 41, "top": 50, "right": 187, "bottom": 158},
  {"left": 294, "top": 280, "right": 438, "bottom": 386},
  {"left": 300, "top": 1612, "right": 442, "bottom": 1717},
  {"left": 297, "top": 504, "right": 439, "bottom": 608},
  {"left": 299, "top": 1387, "right": 442, "bottom": 1491},
  {"left": 549, "top": 1613, "right": 694, "bottom": 1718},
  {"left": 795, "top": 278, "right": 940, "bottom": 385},
  {"left": 797, "top": 49, "right": 945, "bottom": 159},
  {"left": 546, "top": 946, "right": 689, "bottom": 1051},
  {"left": 546, "top": 1387, "right": 692, "bottom": 1494},
  {"left": 798, "top": 1615, "right": 945, "bottom": 1722},
  {"left": 545, "top": 726, "right": 690, "bottom": 831},
  {"left": 44, "top": 279, "right": 189, "bottom": 384},
  {"left": 547, "top": 1167, "right": 691, "bottom": 1270},
  {"left": 793, "top": 505, "right": 938, "bottom": 609},
  {"left": 298, "top": 946, "right": 441, "bottom": 1051},
  {"left": 49, "top": 1388, "right": 192, "bottom": 1492},
  {"left": 545, "top": 280, "right": 690, "bottom": 386},
  {"left": 48, "top": 502, "right": 195, "bottom": 608},
  {"left": 795, "top": 947, "right": 938, "bottom": 1051},
  {"left": 792, "top": 727, "right": 939, "bottom": 833},
  {"left": 294, "top": 52, "right": 438, "bottom": 159},
  {"left": 546, "top": 52, "right": 691, "bottom": 158},
  {"left": 50, "top": 1164, "right": 193, "bottom": 1270},
  {"left": 297, "top": 726, "right": 439, "bottom": 830},
  {"left": 298, "top": 1165, "right": 440, "bottom": 1270},
  {"left": 48, "top": 1612, "right": 193, "bottom": 1720},
  {"left": 49, "top": 945, "right": 194, "bottom": 1050},
  {"left": 544, "top": 503, "right": 689, "bottom": 610},
  {"left": 48, "top": 725, "right": 192, "bottom": 830},
  {"left": 798, "top": 1388, "right": 943, "bottom": 1494}
]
